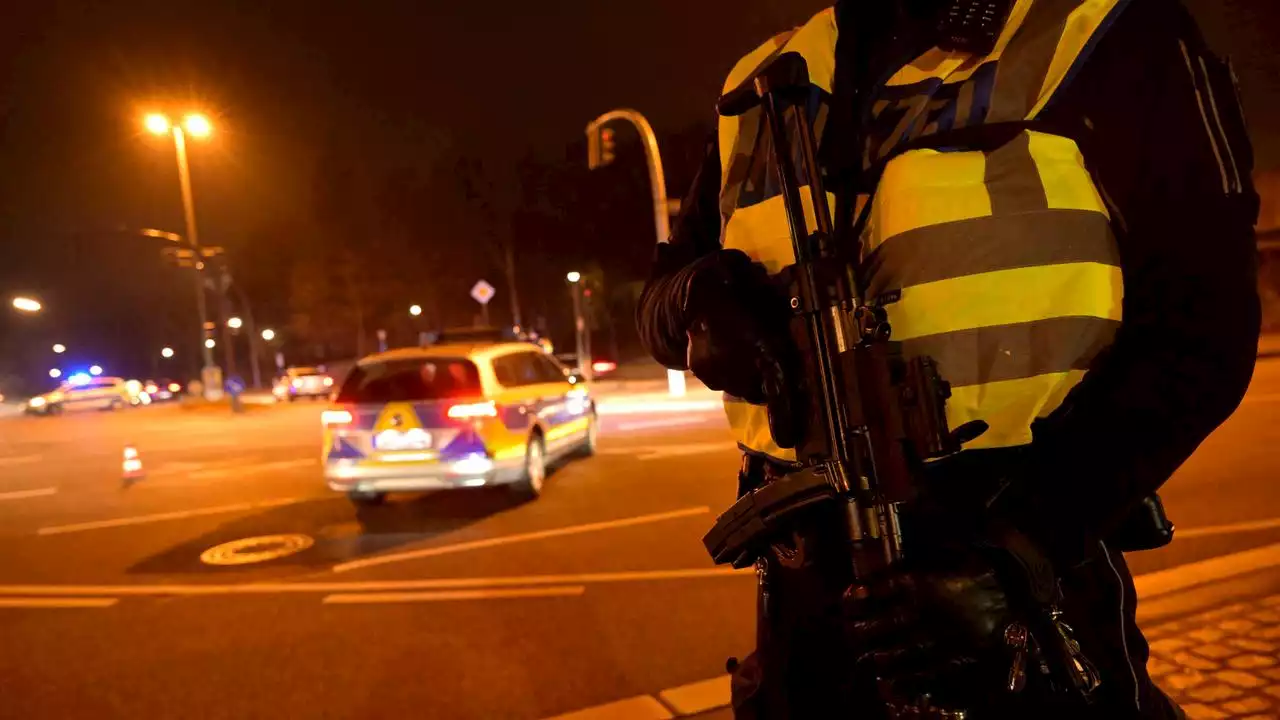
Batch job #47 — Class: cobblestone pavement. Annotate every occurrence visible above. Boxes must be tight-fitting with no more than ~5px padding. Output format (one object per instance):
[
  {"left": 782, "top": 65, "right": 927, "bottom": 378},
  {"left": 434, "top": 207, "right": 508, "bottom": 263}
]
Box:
[{"left": 1146, "top": 594, "right": 1280, "bottom": 719}]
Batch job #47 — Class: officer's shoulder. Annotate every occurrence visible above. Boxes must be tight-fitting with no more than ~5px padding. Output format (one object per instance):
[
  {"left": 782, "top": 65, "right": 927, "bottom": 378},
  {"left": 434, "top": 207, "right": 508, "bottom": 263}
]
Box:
[{"left": 721, "top": 8, "right": 835, "bottom": 92}]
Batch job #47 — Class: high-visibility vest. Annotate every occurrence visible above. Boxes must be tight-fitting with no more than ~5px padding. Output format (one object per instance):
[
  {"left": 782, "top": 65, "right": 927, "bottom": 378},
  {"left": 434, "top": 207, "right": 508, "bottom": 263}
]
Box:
[{"left": 719, "top": 0, "right": 1127, "bottom": 463}]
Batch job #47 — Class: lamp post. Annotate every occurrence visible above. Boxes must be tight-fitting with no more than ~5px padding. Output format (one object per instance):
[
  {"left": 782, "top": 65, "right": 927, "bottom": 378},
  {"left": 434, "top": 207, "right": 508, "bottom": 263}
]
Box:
[
  {"left": 144, "top": 112, "right": 216, "bottom": 380},
  {"left": 566, "top": 272, "right": 592, "bottom": 382}
]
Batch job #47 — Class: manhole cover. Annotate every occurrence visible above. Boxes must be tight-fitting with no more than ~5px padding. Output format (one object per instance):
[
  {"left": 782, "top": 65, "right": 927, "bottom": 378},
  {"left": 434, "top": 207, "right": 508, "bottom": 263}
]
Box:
[{"left": 200, "top": 534, "right": 315, "bottom": 566}]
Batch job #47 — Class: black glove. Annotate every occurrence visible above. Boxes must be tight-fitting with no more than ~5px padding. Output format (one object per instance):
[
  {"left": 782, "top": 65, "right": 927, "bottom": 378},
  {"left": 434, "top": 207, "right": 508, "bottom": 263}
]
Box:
[
  {"left": 843, "top": 551, "right": 1015, "bottom": 709},
  {"left": 842, "top": 522, "right": 1067, "bottom": 711},
  {"left": 684, "top": 250, "right": 801, "bottom": 439}
]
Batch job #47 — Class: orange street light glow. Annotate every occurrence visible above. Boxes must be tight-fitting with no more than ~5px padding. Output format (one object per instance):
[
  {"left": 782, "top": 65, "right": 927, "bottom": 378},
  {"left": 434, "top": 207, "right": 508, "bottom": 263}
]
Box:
[
  {"left": 184, "top": 114, "right": 212, "bottom": 138},
  {"left": 11, "top": 297, "right": 42, "bottom": 313},
  {"left": 144, "top": 113, "right": 171, "bottom": 135}
]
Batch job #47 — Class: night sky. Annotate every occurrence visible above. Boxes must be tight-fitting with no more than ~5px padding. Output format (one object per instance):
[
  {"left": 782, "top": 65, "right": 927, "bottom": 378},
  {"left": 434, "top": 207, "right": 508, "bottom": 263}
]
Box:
[{"left": 2, "top": 0, "right": 1277, "bottom": 391}]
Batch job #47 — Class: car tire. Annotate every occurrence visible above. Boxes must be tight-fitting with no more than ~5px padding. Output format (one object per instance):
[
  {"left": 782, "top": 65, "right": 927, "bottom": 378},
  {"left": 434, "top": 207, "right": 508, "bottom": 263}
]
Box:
[
  {"left": 512, "top": 433, "right": 547, "bottom": 499},
  {"left": 576, "top": 413, "right": 599, "bottom": 458},
  {"left": 348, "top": 490, "right": 386, "bottom": 506}
]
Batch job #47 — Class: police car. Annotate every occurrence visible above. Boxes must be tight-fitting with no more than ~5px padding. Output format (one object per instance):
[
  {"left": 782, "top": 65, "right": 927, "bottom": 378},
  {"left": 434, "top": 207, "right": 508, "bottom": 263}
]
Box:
[
  {"left": 26, "top": 375, "right": 136, "bottom": 415},
  {"left": 322, "top": 342, "right": 597, "bottom": 505}
]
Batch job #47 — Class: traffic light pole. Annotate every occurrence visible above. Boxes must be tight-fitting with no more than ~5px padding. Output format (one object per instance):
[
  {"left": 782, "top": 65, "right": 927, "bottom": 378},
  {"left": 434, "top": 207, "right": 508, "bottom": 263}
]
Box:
[
  {"left": 585, "top": 109, "right": 671, "bottom": 245},
  {"left": 586, "top": 109, "right": 685, "bottom": 397}
]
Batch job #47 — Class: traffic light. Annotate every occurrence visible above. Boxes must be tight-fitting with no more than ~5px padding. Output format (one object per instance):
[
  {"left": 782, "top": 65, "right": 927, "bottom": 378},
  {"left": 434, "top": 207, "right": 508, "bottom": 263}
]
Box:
[
  {"left": 587, "top": 125, "right": 617, "bottom": 170},
  {"left": 600, "top": 128, "right": 615, "bottom": 165}
]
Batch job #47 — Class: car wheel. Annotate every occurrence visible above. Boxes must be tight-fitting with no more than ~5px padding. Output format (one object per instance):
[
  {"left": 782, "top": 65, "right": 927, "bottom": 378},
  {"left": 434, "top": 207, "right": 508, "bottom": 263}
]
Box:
[
  {"left": 513, "top": 434, "right": 547, "bottom": 499},
  {"left": 348, "top": 490, "right": 386, "bottom": 506},
  {"left": 576, "top": 413, "right": 599, "bottom": 458},
  {"left": 50, "top": 403, "right": 64, "bottom": 416},
  {"left": 107, "top": 398, "right": 124, "bottom": 412}
]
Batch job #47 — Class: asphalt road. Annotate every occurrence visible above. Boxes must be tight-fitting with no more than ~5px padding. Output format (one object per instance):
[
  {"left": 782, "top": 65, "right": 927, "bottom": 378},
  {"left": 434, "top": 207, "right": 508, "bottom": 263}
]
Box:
[{"left": 1, "top": 361, "right": 1279, "bottom": 719}]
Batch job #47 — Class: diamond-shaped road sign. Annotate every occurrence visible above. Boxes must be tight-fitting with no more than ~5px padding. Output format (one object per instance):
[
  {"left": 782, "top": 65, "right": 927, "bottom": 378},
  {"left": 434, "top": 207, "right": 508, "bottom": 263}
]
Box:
[{"left": 470, "top": 279, "right": 496, "bottom": 305}]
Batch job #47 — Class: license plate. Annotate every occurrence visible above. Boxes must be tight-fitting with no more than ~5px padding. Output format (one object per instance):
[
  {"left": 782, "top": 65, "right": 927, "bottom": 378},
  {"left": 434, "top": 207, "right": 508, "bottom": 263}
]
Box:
[{"left": 373, "top": 428, "right": 432, "bottom": 451}]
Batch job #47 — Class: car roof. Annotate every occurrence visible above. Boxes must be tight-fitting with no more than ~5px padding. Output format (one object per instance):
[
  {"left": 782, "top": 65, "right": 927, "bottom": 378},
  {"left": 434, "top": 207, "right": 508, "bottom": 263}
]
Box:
[{"left": 356, "top": 342, "right": 546, "bottom": 367}]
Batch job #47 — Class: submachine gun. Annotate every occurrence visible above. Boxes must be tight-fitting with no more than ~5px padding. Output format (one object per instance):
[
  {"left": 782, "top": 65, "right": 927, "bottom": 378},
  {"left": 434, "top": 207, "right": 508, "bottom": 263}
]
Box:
[{"left": 701, "top": 52, "right": 1100, "bottom": 716}]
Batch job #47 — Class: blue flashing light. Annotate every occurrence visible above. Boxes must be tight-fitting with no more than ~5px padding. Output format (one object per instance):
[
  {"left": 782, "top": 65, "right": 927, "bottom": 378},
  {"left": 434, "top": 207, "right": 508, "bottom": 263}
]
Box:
[{"left": 68, "top": 373, "right": 91, "bottom": 386}]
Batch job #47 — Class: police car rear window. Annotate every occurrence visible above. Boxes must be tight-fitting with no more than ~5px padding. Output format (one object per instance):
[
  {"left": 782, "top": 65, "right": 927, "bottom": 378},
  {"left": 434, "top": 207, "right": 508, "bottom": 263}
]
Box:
[{"left": 336, "top": 358, "right": 481, "bottom": 404}]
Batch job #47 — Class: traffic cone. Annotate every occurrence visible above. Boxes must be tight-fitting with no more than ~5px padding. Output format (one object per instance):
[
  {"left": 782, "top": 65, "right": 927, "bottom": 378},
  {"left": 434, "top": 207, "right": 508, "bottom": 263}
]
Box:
[{"left": 122, "top": 444, "right": 144, "bottom": 486}]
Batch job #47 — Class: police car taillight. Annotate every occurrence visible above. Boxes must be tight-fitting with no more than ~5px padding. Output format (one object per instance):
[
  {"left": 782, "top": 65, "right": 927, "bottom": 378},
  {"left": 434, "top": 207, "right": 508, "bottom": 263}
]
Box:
[
  {"left": 321, "top": 409, "right": 353, "bottom": 427},
  {"left": 447, "top": 401, "right": 497, "bottom": 419}
]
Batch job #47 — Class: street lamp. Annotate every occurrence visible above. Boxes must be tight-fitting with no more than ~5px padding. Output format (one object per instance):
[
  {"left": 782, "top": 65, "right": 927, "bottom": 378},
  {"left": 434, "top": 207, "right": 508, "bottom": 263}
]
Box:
[
  {"left": 161, "top": 347, "right": 175, "bottom": 359},
  {"left": 183, "top": 114, "right": 212, "bottom": 138},
  {"left": 205, "top": 338, "right": 216, "bottom": 349},
  {"left": 52, "top": 344, "right": 66, "bottom": 354},
  {"left": 49, "top": 369, "right": 61, "bottom": 379},
  {"left": 261, "top": 328, "right": 275, "bottom": 342},
  {"left": 409, "top": 304, "right": 422, "bottom": 317},
  {"left": 566, "top": 272, "right": 591, "bottom": 382},
  {"left": 11, "top": 296, "right": 41, "bottom": 313},
  {"left": 228, "top": 316, "right": 243, "bottom": 330},
  {"left": 143, "top": 110, "right": 216, "bottom": 377},
  {"left": 89, "top": 365, "right": 103, "bottom": 376}
]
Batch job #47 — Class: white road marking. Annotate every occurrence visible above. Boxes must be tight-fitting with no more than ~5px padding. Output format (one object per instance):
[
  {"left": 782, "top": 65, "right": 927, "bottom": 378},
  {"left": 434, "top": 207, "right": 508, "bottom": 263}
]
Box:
[
  {"left": 0, "top": 567, "right": 750, "bottom": 597},
  {"left": 657, "top": 675, "right": 732, "bottom": 716},
  {"left": 188, "top": 458, "right": 315, "bottom": 480},
  {"left": 331, "top": 506, "right": 712, "bottom": 573},
  {"left": 0, "top": 597, "right": 118, "bottom": 609},
  {"left": 1241, "top": 393, "right": 1280, "bottom": 404},
  {"left": 596, "top": 399, "right": 722, "bottom": 416},
  {"left": 1134, "top": 541, "right": 1280, "bottom": 598},
  {"left": 636, "top": 442, "right": 735, "bottom": 461},
  {"left": 0, "top": 487, "right": 57, "bottom": 502},
  {"left": 544, "top": 695, "right": 674, "bottom": 720},
  {"left": 595, "top": 442, "right": 731, "bottom": 459},
  {"left": 322, "top": 586, "right": 586, "bottom": 604},
  {"left": 36, "top": 497, "right": 304, "bottom": 536},
  {"left": 1176, "top": 517, "right": 1280, "bottom": 539},
  {"left": 615, "top": 416, "right": 715, "bottom": 433},
  {"left": 0, "top": 455, "right": 42, "bottom": 467}
]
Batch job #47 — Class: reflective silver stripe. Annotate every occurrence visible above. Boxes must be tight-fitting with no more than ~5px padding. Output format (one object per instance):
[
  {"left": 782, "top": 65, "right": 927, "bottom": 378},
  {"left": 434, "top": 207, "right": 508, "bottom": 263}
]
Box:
[
  {"left": 985, "top": 131, "right": 1049, "bottom": 214},
  {"left": 1179, "top": 40, "right": 1231, "bottom": 195},
  {"left": 1198, "top": 55, "right": 1242, "bottom": 193},
  {"left": 900, "top": 315, "right": 1119, "bottom": 388},
  {"left": 862, "top": 209, "right": 1119, "bottom": 297},
  {"left": 1101, "top": 541, "right": 1141, "bottom": 711},
  {"left": 987, "top": 0, "right": 1082, "bottom": 122}
]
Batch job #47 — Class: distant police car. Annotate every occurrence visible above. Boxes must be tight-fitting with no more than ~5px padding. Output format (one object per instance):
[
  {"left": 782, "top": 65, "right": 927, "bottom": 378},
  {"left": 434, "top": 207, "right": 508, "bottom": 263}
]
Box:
[
  {"left": 322, "top": 342, "right": 597, "bottom": 505},
  {"left": 26, "top": 375, "right": 137, "bottom": 415}
]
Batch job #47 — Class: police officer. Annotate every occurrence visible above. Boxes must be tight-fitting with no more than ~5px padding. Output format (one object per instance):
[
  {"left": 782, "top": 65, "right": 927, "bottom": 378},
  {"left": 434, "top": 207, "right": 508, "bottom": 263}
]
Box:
[{"left": 638, "top": 0, "right": 1260, "bottom": 716}]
